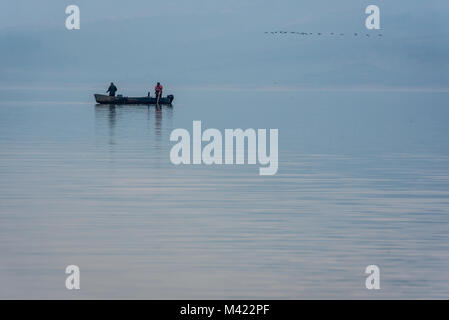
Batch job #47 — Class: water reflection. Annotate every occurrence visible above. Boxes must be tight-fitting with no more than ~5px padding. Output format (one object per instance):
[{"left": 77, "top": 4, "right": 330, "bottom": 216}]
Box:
[
  {"left": 2, "top": 91, "right": 449, "bottom": 299},
  {"left": 94, "top": 104, "right": 173, "bottom": 147},
  {"left": 155, "top": 105, "right": 162, "bottom": 140},
  {"left": 108, "top": 104, "right": 116, "bottom": 145}
]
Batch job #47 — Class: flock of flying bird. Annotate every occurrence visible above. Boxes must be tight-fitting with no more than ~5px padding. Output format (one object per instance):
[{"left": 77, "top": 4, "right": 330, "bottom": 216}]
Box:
[{"left": 265, "top": 31, "right": 383, "bottom": 37}]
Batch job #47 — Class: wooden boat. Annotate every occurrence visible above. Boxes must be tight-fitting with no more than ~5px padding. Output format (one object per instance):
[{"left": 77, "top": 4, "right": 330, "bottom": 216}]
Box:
[{"left": 94, "top": 94, "right": 174, "bottom": 105}]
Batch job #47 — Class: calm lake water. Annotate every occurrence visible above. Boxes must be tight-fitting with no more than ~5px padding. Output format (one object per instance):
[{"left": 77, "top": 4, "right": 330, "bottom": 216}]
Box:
[{"left": 0, "top": 86, "right": 449, "bottom": 299}]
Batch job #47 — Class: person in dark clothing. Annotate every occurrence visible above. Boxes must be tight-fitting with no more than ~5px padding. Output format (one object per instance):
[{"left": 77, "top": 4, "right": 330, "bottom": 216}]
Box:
[{"left": 107, "top": 82, "right": 117, "bottom": 97}]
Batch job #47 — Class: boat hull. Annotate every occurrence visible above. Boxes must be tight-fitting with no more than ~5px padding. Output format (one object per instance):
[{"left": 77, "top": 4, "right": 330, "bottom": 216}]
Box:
[{"left": 94, "top": 94, "right": 174, "bottom": 105}]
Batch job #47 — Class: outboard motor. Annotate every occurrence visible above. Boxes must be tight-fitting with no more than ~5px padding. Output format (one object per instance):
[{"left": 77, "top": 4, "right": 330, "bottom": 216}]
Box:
[{"left": 167, "top": 95, "right": 174, "bottom": 104}]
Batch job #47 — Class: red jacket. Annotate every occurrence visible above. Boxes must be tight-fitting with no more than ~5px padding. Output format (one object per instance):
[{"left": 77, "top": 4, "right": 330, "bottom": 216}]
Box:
[{"left": 155, "top": 84, "right": 163, "bottom": 93}]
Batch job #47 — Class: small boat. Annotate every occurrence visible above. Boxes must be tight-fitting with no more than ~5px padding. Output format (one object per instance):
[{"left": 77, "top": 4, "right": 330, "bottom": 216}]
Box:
[{"left": 94, "top": 94, "right": 174, "bottom": 105}]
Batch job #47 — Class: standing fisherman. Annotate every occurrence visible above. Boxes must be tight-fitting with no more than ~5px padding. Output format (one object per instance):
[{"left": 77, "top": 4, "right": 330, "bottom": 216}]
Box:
[
  {"left": 107, "top": 82, "right": 117, "bottom": 97},
  {"left": 154, "top": 82, "right": 163, "bottom": 100}
]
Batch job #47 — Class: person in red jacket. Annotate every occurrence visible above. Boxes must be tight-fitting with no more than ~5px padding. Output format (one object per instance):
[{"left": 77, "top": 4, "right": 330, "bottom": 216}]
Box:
[{"left": 154, "top": 82, "right": 163, "bottom": 99}]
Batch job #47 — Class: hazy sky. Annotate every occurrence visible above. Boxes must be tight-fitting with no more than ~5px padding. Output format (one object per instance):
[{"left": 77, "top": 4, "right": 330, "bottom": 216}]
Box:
[{"left": 0, "top": 0, "right": 448, "bottom": 87}]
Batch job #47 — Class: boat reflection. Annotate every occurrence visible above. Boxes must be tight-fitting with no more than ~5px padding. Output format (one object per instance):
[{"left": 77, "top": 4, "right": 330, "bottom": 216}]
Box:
[{"left": 94, "top": 104, "right": 173, "bottom": 147}]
